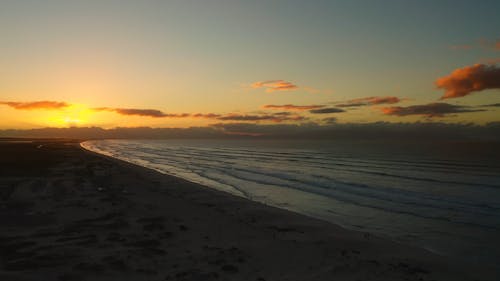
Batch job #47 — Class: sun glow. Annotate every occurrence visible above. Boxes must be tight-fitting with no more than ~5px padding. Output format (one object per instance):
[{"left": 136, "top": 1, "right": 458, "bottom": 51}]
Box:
[{"left": 46, "top": 104, "right": 92, "bottom": 127}]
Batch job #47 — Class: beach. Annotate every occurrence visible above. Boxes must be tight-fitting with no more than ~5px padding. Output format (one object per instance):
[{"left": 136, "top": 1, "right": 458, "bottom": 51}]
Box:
[{"left": 0, "top": 140, "right": 495, "bottom": 281}]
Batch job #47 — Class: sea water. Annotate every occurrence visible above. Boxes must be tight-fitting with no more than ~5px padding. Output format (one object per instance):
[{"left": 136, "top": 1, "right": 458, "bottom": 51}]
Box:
[{"left": 81, "top": 139, "right": 500, "bottom": 267}]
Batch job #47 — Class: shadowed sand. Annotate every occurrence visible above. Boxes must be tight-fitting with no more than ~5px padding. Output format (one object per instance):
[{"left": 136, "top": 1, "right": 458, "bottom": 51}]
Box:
[{"left": 0, "top": 140, "right": 495, "bottom": 281}]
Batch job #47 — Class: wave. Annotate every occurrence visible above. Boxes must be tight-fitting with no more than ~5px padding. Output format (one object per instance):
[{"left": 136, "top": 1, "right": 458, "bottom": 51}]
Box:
[{"left": 81, "top": 139, "right": 500, "bottom": 264}]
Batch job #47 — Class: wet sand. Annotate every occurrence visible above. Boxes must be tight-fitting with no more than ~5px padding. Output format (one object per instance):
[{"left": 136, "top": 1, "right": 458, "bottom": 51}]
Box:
[{"left": 0, "top": 140, "right": 495, "bottom": 281}]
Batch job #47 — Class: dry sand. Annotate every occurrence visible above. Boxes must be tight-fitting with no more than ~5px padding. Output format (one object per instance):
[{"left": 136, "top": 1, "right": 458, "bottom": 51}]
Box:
[{"left": 0, "top": 140, "right": 495, "bottom": 281}]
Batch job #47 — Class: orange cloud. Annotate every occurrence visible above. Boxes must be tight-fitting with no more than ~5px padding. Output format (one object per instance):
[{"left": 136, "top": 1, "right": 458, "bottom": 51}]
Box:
[
  {"left": 252, "top": 80, "right": 298, "bottom": 92},
  {"left": 381, "top": 103, "right": 483, "bottom": 117},
  {"left": 336, "top": 96, "right": 401, "bottom": 107},
  {"left": 0, "top": 101, "right": 69, "bottom": 110},
  {"left": 436, "top": 64, "right": 500, "bottom": 99},
  {"left": 263, "top": 104, "right": 325, "bottom": 111}
]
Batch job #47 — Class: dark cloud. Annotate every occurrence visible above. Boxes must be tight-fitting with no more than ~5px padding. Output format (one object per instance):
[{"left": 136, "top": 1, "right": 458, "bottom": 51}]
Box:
[
  {"left": 93, "top": 107, "right": 190, "bottom": 118},
  {"left": 2, "top": 122, "right": 500, "bottom": 141},
  {"left": 211, "top": 122, "right": 500, "bottom": 141},
  {"left": 192, "top": 113, "right": 222, "bottom": 118},
  {"left": 163, "top": 113, "right": 191, "bottom": 118},
  {"left": 0, "top": 101, "right": 69, "bottom": 110},
  {"left": 263, "top": 104, "right": 325, "bottom": 111},
  {"left": 93, "top": 107, "right": 306, "bottom": 122},
  {"left": 273, "top": 112, "right": 293, "bottom": 116},
  {"left": 482, "top": 103, "right": 500, "bottom": 107},
  {"left": 252, "top": 80, "right": 298, "bottom": 92},
  {"left": 309, "top": 108, "right": 345, "bottom": 114},
  {"left": 381, "top": 102, "right": 484, "bottom": 117},
  {"left": 211, "top": 122, "right": 315, "bottom": 136},
  {"left": 322, "top": 117, "right": 337, "bottom": 124},
  {"left": 115, "top": 108, "right": 169, "bottom": 118},
  {"left": 217, "top": 114, "right": 276, "bottom": 121},
  {"left": 336, "top": 96, "right": 401, "bottom": 107},
  {"left": 216, "top": 113, "right": 305, "bottom": 123},
  {"left": 436, "top": 64, "right": 500, "bottom": 99}
]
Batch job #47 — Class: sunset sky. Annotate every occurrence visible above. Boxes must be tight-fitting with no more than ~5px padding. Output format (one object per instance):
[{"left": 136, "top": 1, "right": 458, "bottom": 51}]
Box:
[{"left": 1, "top": 0, "right": 499, "bottom": 130}]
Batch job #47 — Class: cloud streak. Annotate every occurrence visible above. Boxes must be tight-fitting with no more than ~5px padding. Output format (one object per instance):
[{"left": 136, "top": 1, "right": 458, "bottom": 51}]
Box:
[
  {"left": 381, "top": 102, "right": 484, "bottom": 117},
  {"left": 92, "top": 107, "right": 305, "bottom": 122},
  {"left": 93, "top": 107, "right": 190, "bottom": 118},
  {"left": 216, "top": 113, "right": 305, "bottom": 123},
  {"left": 263, "top": 104, "right": 325, "bottom": 111},
  {"left": 322, "top": 117, "right": 337, "bottom": 124},
  {"left": 436, "top": 64, "right": 500, "bottom": 99},
  {"left": 336, "top": 96, "right": 402, "bottom": 107},
  {"left": 252, "top": 80, "right": 298, "bottom": 92},
  {"left": 481, "top": 103, "right": 500, "bottom": 107},
  {"left": 3, "top": 122, "right": 500, "bottom": 141},
  {"left": 309, "top": 108, "right": 345, "bottom": 114},
  {"left": 192, "top": 113, "right": 222, "bottom": 118},
  {"left": 211, "top": 122, "right": 500, "bottom": 141},
  {"left": 0, "top": 101, "right": 69, "bottom": 110}
]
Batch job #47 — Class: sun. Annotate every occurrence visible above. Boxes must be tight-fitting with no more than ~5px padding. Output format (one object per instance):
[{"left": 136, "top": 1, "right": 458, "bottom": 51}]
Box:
[
  {"left": 62, "top": 116, "right": 82, "bottom": 126},
  {"left": 46, "top": 104, "right": 92, "bottom": 127}
]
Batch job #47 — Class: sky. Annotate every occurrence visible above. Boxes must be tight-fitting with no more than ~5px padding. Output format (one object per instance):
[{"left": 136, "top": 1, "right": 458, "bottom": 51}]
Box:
[{"left": 0, "top": 0, "right": 499, "bottom": 131}]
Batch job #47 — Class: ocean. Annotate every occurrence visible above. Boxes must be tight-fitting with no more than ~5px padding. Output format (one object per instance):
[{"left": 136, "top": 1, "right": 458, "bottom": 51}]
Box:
[{"left": 81, "top": 139, "right": 500, "bottom": 267}]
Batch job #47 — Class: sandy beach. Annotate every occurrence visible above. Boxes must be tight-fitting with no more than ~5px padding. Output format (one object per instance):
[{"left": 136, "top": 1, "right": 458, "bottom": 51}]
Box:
[{"left": 0, "top": 140, "right": 495, "bottom": 281}]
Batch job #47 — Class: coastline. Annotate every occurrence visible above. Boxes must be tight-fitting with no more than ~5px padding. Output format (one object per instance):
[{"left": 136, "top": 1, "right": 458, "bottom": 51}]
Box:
[{"left": 0, "top": 139, "right": 495, "bottom": 281}]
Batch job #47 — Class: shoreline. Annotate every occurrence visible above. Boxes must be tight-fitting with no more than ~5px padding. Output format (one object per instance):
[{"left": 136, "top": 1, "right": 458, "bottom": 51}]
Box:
[
  {"left": 80, "top": 139, "right": 500, "bottom": 267},
  {"left": 80, "top": 140, "right": 445, "bottom": 256},
  {"left": 79, "top": 141, "right": 499, "bottom": 278},
  {"left": 0, "top": 139, "right": 496, "bottom": 280}
]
